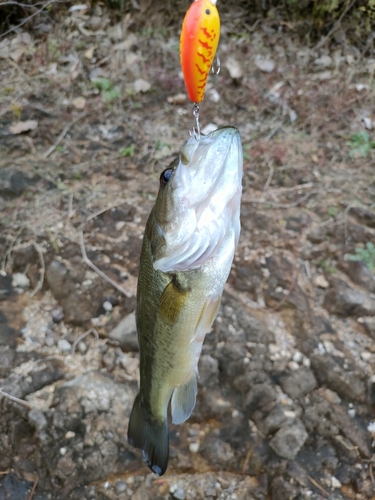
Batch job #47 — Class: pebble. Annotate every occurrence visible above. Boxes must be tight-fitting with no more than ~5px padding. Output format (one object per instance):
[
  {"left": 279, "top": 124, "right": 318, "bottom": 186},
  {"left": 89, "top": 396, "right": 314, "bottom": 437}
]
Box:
[
  {"left": 78, "top": 341, "right": 88, "bottom": 354},
  {"left": 189, "top": 442, "right": 200, "bottom": 453},
  {"left": 102, "top": 300, "right": 113, "bottom": 312},
  {"left": 115, "top": 481, "right": 127, "bottom": 494},
  {"left": 269, "top": 420, "right": 308, "bottom": 459},
  {"left": 59, "top": 447, "right": 67, "bottom": 456},
  {"left": 293, "top": 351, "right": 303, "bottom": 363},
  {"left": 11, "top": 272, "right": 30, "bottom": 289},
  {"left": 58, "top": 338, "right": 72, "bottom": 354},
  {"left": 313, "top": 275, "right": 329, "bottom": 289},
  {"left": 51, "top": 306, "right": 64, "bottom": 324},
  {"left": 331, "top": 476, "right": 342, "bottom": 489},
  {"left": 360, "top": 351, "right": 371, "bottom": 361},
  {"left": 65, "top": 431, "right": 75, "bottom": 439},
  {"left": 348, "top": 408, "right": 356, "bottom": 418},
  {"left": 287, "top": 361, "right": 299, "bottom": 371},
  {"left": 170, "top": 486, "right": 186, "bottom": 500}
]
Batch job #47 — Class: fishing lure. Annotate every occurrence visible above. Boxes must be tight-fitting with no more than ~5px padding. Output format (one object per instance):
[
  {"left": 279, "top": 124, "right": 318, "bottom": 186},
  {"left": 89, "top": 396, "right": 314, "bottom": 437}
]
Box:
[{"left": 180, "top": 0, "right": 220, "bottom": 104}]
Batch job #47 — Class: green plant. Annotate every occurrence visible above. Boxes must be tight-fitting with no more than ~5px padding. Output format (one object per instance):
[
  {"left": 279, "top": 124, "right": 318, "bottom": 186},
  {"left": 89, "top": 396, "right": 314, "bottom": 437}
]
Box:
[
  {"left": 119, "top": 145, "right": 135, "bottom": 157},
  {"left": 327, "top": 206, "right": 337, "bottom": 217},
  {"left": 92, "top": 77, "right": 121, "bottom": 103},
  {"left": 318, "top": 260, "right": 336, "bottom": 274},
  {"left": 347, "top": 130, "right": 375, "bottom": 158},
  {"left": 348, "top": 242, "right": 375, "bottom": 273}
]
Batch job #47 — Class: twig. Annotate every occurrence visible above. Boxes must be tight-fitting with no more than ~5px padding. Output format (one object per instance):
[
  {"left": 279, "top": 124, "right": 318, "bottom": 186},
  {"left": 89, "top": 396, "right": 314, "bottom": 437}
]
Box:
[
  {"left": 43, "top": 112, "right": 87, "bottom": 158},
  {"left": 0, "top": 0, "right": 58, "bottom": 38},
  {"left": 0, "top": 471, "right": 10, "bottom": 475},
  {"left": 241, "top": 447, "right": 253, "bottom": 474},
  {"left": 248, "top": 190, "right": 318, "bottom": 209},
  {"left": 29, "top": 241, "right": 45, "bottom": 297},
  {"left": 271, "top": 270, "right": 300, "bottom": 312},
  {"left": 85, "top": 201, "right": 125, "bottom": 222},
  {"left": 0, "top": 388, "right": 34, "bottom": 409},
  {"left": 370, "top": 463, "right": 374, "bottom": 484},
  {"left": 269, "top": 182, "right": 314, "bottom": 194},
  {"left": 27, "top": 477, "right": 39, "bottom": 500},
  {"left": 263, "top": 155, "right": 274, "bottom": 191},
  {"left": 314, "top": 0, "right": 357, "bottom": 50},
  {"left": 335, "top": 435, "right": 359, "bottom": 452},
  {"left": 79, "top": 230, "right": 132, "bottom": 297},
  {"left": 71, "top": 328, "right": 99, "bottom": 354},
  {"left": 45, "top": 226, "right": 59, "bottom": 253},
  {"left": 308, "top": 476, "right": 329, "bottom": 497}
]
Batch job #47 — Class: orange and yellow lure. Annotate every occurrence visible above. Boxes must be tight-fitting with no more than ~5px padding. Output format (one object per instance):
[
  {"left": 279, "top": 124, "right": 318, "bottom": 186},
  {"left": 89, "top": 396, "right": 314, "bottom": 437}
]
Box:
[{"left": 180, "top": 0, "right": 220, "bottom": 104}]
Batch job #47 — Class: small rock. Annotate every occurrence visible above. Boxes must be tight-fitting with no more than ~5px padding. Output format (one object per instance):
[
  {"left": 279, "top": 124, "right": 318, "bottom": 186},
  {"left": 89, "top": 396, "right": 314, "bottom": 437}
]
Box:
[
  {"left": 331, "top": 476, "right": 342, "bottom": 489},
  {"left": 314, "top": 55, "right": 333, "bottom": 67},
  {"left": 225, "top": 56, "right": 243, "bottom": 79},
  {"left": 11, "top": 272, "right": 30, "bottom": 289},
  {"left": 102, "top": 300, "right": 113, "bottom": 312},
  {"left": 115, "top": 480, "right": 127, "bottom": 494},
  {"left": 313, "top": 275, "right": 329, "bottom": 289},
  {"left": 108, "top": 312, "right": 138, "bottom": 351},
  {"left": 269, "top": 419, "right": 308, "bottom": 459},
  {"left": 59, "top": 447, "right": 67, "bottom": 456},
  {"left": 360, "top": 351, "right": 371, "bottom": 361},
  {"left": 207, "top": 88, "right": 220, "bottom": 103},
  {"left": 51, "top": 306, "right": 64, "bottom": 324},
  {"left": 58, "top": 338, "right": 72, "bottom": 354},
  {"left": 171, "top": 486, "right": 186, "bottom": 500},
  {"left": 255, "top": 58, "right": 275, "bottom": 73},
  {"left": 340, "top": 260, "right": 375, "bottom": 293},
  {"left": 189, "top": 442, "right": 200, "bottom": 453},
  {"left": 0, "top": 168, "right": 27, "bottom": 197},
  {"left": 279, "top": 367, "right": 317, "bottom": 399},
  {"left": 287, "top": 361, "right": 299, "bottom": 371},
  {"left": 323, "top": 277, "right": 375, "bottom": 317},
  {"left": 78, "top": 341, "right": 88, "bottom": 354}
]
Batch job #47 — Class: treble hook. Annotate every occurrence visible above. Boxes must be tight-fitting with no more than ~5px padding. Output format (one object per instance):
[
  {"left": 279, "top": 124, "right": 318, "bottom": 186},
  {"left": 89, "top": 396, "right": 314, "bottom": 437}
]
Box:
[{"left": 211, "top": 55, "right": 221, "bottom": 75}]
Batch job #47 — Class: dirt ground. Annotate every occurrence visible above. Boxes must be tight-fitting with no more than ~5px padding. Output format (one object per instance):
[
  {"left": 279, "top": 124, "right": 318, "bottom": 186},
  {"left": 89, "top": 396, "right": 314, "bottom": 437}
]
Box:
[{"left": 0, "top": 3, "right": 375, "bottom": 500}]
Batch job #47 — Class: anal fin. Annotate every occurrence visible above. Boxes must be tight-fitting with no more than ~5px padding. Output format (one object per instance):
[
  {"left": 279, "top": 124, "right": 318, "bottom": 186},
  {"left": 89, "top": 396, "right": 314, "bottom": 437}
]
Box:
[{"left": 171, "top": 373, "right": 198, "bottom": 425}]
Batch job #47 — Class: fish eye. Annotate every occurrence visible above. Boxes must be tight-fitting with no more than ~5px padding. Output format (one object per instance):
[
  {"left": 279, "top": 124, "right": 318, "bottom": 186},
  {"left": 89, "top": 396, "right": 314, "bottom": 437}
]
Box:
[
  {"left": 160, "top": 168, "right": 173, "bottom": 187},
  {"left": 205, "top": 9, "right": 210, "bottom": 14}
]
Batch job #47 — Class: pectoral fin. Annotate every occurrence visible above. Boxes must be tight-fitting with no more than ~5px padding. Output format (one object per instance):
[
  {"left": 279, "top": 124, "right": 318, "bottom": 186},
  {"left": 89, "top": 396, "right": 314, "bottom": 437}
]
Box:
[
  {"left": 159, "top": 278, "right": 189, "bottom": 326},
  {"left": 193, "top": 297, "right": 221, "bottom": 344},
  {"left": 171, "top": 373, "right": 198, "bottom": 425}
]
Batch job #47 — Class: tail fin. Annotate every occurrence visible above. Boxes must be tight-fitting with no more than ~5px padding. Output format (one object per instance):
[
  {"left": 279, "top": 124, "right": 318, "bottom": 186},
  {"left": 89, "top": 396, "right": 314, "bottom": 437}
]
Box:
[{"left": 127, "top": 393, "right": 169, "bottom": 476}]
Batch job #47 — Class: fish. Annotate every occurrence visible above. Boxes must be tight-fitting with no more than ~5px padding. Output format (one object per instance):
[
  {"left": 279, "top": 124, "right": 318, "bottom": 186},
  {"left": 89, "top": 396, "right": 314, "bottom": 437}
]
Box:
[
  {"left": 180, "top": 0, "right": 220, "bottom": 103},
  {"left": 127, "top": 126, "right": 243, "bottom": 476}
]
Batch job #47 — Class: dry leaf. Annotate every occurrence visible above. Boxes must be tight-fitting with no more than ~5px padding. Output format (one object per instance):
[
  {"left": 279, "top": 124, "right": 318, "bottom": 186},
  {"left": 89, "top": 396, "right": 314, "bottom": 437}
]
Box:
[
  {"left": 73, "top": 97, "right": 86, "bottom": 109},
  {"left": 167, "top": 93, "right": 187, "bottom": 105},
  {"left": 133, "top": 79, "right": 151, "bottom": 93},
  {"left": 84, "top": 46, "right": 96, "bottom": 60},
  {"left": 9, "top": 120, "right": 38, "bottom": 134}
]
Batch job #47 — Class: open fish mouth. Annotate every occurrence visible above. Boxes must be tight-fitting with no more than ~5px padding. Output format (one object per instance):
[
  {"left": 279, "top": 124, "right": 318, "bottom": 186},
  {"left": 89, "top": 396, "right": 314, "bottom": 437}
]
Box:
[{"left": 153, "top": 126, "right": 243, "bottom": 273}]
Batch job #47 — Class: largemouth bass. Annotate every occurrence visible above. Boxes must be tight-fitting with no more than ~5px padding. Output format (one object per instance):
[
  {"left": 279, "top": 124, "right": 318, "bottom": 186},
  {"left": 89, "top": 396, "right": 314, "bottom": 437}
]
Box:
[{"left": 127, "top": 126, "right": 243, "bottom": 476}]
